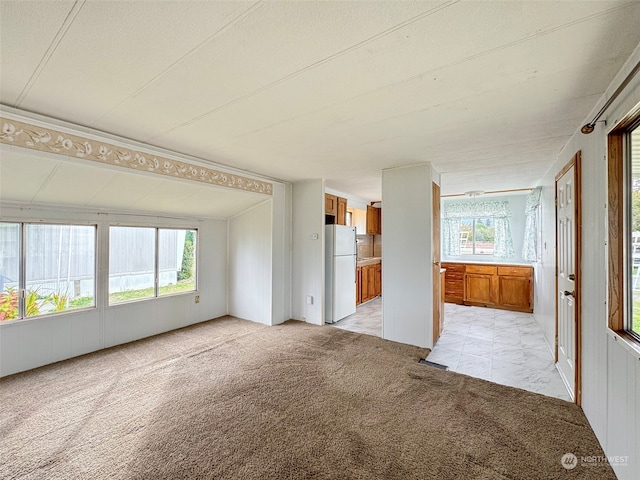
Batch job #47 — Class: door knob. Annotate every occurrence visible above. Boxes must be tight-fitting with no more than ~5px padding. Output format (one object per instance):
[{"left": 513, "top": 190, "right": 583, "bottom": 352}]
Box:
[
  {"left": 563, "top": 290, "right": 575, "bottom": 297},
  {"left": 568, "top": 274, "right": 575, "bottom": 281}
]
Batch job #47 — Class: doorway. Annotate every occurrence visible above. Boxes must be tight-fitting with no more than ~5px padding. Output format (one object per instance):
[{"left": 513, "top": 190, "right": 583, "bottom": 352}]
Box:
[{"left": 555, "top": 151, "right": 582, "bottom": 404}]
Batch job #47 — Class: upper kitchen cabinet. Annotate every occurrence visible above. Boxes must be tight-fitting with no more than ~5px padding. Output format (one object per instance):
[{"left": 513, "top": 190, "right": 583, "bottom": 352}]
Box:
[
  {"left": 325, "top": 194, "right": 337, "bottom": 215},
  {"left": 337, "top": 197, "right": 347, "bottom": 225},
  {"left": 366, "top": 205, "right": 381, "bottom": 235},
  {"left": 325, "top": 193, "right": 347, "bottom": 225}
]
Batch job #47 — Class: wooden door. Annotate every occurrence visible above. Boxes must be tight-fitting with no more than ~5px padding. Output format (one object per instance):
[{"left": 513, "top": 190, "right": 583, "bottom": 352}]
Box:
[
  {"left": 556, "top": 153, "right": 581, "bottom": 403},
  {"left": 432, "top": 183, "right": 442, "bottom": 343},
  {"left": 356, "top": 266, "right": 362, "bottom": 305},
  {"left": 374, "top": 263, "right": 381, "bottom": 297}
]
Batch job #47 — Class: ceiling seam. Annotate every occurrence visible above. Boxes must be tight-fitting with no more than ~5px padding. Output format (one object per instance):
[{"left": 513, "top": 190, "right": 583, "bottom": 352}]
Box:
[
  {"left": 145, "top": 0, "right": 461, "bottom": 141},
  {"left": 30, "top": 162, "right": 61, "bottom": 203},
  {"left": 233, "top": 3, "right": 639, "bottom": 141},
  {"left": 88, "top": 0, "right": 266, "bottom": 127},
  {"left": 313, "top": 68, "right": 611, "bottom": 138},
  {"left": 14, "top": 0, "right": 86, "bottom": 108},
  {"left": 85, "top": 172, "right": 121, "bottom": 206}
]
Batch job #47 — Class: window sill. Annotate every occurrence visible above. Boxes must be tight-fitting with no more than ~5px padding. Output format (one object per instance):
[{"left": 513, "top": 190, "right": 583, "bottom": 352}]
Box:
[
  {"left": 607, "top": 328, "right": 640, "bottom": 361},
  {"left": 108, "top": 291, "right": 198, "bottom": 307}
]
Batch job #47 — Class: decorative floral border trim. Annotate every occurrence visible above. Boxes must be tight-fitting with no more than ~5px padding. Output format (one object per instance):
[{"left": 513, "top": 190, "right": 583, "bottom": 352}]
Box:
[{"left": 0, "top": 117, "right": 272, "bottom": 195}]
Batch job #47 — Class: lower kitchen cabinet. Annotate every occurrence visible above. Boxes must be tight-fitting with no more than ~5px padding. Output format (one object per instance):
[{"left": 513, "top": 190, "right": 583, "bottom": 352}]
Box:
[
  {"left": 442, "top": 262, "right": 464, "bottom": 304},
  {"left": 497, "top": 266, "right": 533, "bottom": 311},
  {"left": 357, "top": 262, "right": 381, "bottom": 305},
  {"left": 464, "top": 264, "right": 497, "bottom": 307},
  {"left": 442, "top": 262, "right": 533, "bottom": 313}
]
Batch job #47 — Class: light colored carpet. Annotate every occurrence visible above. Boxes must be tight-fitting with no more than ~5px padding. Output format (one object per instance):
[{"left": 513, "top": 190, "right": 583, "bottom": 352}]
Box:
[{"left": 0, "top": 317, "right": 614, "bottom": 479}]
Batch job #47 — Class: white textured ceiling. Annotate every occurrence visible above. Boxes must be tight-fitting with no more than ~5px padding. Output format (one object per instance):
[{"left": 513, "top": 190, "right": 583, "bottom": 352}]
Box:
[{"left": 2, "top": 0, "right": 640, "bottom": 201}]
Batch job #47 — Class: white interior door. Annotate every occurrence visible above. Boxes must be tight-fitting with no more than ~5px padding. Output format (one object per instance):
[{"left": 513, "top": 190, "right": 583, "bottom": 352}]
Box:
[{"left": 556, "top": 165, "right": 576, "bottom": 399}]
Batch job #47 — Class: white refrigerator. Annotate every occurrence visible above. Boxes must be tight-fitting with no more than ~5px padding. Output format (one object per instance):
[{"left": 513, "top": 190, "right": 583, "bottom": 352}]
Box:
[{"left": 325, "top": 225, "right": 357, "bottom": 323}]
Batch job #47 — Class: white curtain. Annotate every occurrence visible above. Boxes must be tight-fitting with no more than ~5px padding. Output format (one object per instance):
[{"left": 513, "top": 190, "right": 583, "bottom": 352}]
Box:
[
  {"left": 442, "top": 200, "right": 515, "bottom": 258},
  {"left": 442, "top": 218, "right": 461, "bottom": 256},
  {"left": 522, "top": 187, "right": 542, "bottom": 262}
]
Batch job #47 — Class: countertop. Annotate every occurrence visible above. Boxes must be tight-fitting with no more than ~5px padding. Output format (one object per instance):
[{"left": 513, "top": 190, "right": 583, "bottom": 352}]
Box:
[
  {"left": 356, "top": 257, "right": 381, "bottom": 267},
  {"left": 441, "top": 259, "right": 533, "bottom": 267}
]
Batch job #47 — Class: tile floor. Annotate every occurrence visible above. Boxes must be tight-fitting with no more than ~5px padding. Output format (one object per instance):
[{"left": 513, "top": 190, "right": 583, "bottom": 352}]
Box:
[
  {"left": 331, "top": 298, "right": 571, "bottom": 401},
  {"left": 332, "top": 297, "right": 382, "bottom": 337}
]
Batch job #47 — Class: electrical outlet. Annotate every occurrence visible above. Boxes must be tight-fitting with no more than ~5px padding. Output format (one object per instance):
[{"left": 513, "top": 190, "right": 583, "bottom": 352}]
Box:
[
  {"left": 194, "top": 295, "right": 200, "bottom": 304},
  {"left": 306, "top": 295, "right": 313, "bottom": 305}
]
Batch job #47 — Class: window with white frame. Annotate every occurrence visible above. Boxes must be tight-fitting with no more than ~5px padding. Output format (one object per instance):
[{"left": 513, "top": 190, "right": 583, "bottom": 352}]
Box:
[
  {"left": 0, "top": 222, "right": 96, "bottom": 321},
  {"left": 442, "top": 200, "right": 515, "bottom": 258},
  {"left": 108, "top": 226, "right": 197, "bottom": 304},
  {"left": 459, "top": 218, "right": 495, "bottom": 255}
]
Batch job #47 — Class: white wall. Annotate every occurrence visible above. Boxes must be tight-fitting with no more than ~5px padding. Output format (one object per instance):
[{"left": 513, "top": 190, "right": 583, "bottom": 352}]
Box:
[
  {"left": 228, "top": 200, "right": 272, "bottom": 325},
  {"left": 537, "top": 43, "right": 640, "bottom": 480},
  {"left": 441, "top": 193, "right": 529, "bottom": 264},
  {"left": 382, "top": 164, "right": 434, "bottom": 348},
  {"left": 271, "top": 182, "right": 292, "bottom": 325},
  {"left": 0, "top": 204, "right": 227, "bottom": 376},
  {"left": 291, "top": 180, "right": 324, "bottom": 325}
]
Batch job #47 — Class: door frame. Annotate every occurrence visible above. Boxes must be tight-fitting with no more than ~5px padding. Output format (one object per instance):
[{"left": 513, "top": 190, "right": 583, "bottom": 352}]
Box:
[
  {"left": 554, "top": 150, "right": 582, "bottom": 405},
  {"left": 432, "top": 182, "right": 442, "bottom": 344}
]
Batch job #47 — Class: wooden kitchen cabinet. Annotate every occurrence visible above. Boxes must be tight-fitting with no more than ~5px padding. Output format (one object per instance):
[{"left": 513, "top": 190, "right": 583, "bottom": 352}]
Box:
[
  {"left": 464, "top": 265, "right": 498, "bottom": 307},
  {"left": 325, "top": 194, "right": 337, "bottom": 215},
  {"left": 366, "top": 205, "right": 381, "bottom": 235},
  {"left": 442, "top": 262, "right": 464, "bottom": 304},
  {"left": 337, "top": 196, "right": 347, "bottom": 225},
  {"left": 374, "top": 263, "right": 381, "bottom": 296},
  {"left": 358, "top": 262, "right": 381, "bottom": 304},
  {"left": 497, "top": 266, "right": 533, "bottom": 311},
  {"left": 442, "top": 262, "right": 533, "bottom": 313},
  {"left": 360, "top": 265, "right": 372, "bottom": 303}
]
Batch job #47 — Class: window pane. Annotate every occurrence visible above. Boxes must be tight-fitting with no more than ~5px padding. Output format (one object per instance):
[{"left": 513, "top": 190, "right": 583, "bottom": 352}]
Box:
[
  {"left": 25, "top": 224, "right": 96, "bottom": 317},
  {"left": 474, "top": 218, "right": 495, "bottom": 255},
  {"left": 460, "top": 219, "right": 473, "bottom": 254},
  {"left": 158, "top": 229, "right": 197, "bottom": 296},
  {"left": 631, "top": 126, "right": 640, "bottom": 336},
  {"left": 0, "top": 223, "right": 20, "bottom": 321},
  {"left": 109, "top": 227, "right": 155, "bottom": 304}
]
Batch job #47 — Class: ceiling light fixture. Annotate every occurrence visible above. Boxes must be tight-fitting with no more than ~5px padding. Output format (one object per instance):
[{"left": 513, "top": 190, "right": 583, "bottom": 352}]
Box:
[
  {"left": 465, "top": 190, "right": 485, "bottom": 198},
  {"left": 581, "top": 60, "right": 640, "bottom": 134}
]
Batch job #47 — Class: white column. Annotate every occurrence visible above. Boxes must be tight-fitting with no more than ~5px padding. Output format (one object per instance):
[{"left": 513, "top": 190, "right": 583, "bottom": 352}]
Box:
[{"left": 382, "top": 164, "right": 435, "bottom": 348}]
